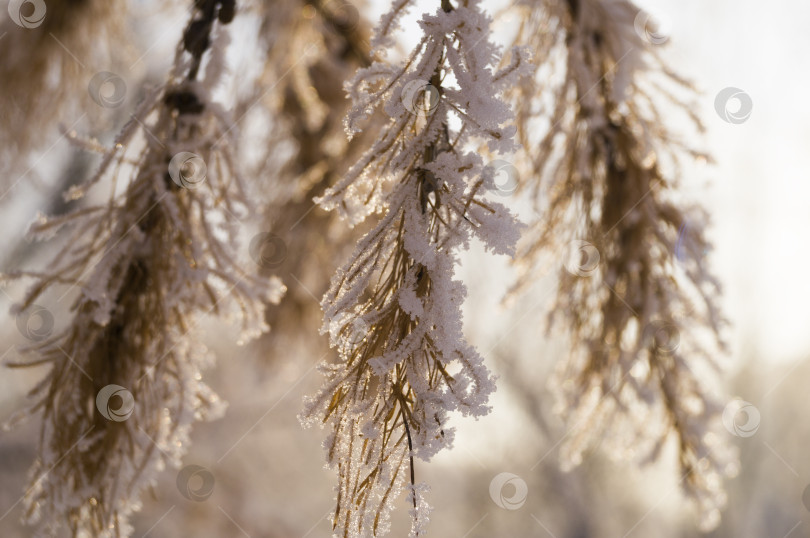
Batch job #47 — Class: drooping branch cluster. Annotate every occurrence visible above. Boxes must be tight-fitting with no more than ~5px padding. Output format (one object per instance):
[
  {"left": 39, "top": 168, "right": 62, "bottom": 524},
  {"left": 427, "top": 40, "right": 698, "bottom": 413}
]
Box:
[
  {"left": 3, "top": 2, "right": 283, "bottom": 536},
  {"left": 0, "top": 0, "right": 744, "bottom": 534},
  {"left": 506, "top": 0, "right": 735, "bottom": 530},
  {"left": 302, "top": 1, "right": 529, "bottom": 535},
  {"left": 246, "top": 0, "right": 378, "bottom": 343}
]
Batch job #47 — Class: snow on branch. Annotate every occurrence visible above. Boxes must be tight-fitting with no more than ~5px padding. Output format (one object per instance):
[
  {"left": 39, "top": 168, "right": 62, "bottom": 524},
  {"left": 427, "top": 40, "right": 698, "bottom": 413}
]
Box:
[{"left": 302, "top": 0, "right": 529, "bottom": 535}]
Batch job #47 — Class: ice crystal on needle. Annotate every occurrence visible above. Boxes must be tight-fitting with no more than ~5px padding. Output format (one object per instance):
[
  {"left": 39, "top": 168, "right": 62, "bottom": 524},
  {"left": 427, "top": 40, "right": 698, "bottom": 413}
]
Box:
[{"left": 302, "top": 1, "right": 529, "bottom": 535}]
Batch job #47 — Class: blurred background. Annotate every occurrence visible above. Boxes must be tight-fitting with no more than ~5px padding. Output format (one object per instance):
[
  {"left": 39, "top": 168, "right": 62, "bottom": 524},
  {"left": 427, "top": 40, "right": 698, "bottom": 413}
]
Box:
[{"left": 1, "top": 0, "right": 809, "bottom": 536}]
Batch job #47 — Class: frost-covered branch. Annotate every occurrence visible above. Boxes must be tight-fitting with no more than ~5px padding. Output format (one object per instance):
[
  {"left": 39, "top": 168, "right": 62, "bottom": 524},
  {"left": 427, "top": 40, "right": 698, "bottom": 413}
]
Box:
[
  {"left": 505, "top": 0, "right": 735, "bottom": 530},
  {"left": 302, "top": 1, "right": 529, "bottom": 535},
  {"left": 3, "top": 2, "right": 283, "bottom": 535},
  {"left": 246, "top": 0, "right": 378, "bottom": 345}
]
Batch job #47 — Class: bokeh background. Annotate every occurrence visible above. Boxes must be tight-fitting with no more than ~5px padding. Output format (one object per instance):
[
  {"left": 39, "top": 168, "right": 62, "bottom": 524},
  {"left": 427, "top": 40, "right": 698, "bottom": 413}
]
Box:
[{"left": 1, "top": 0, "right": 809, "bottom": 536}]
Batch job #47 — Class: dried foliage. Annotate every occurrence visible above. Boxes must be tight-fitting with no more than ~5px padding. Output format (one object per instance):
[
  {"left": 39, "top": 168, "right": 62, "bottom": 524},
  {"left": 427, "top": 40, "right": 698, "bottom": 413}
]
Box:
[
  {"left": 248, "top": 0, "right": 379, "bottom": 343},
  {"left": 505, "top": 0, "right": 735, "bottom": 529},
  {"left": 3, "top": 2, "right": 282, "bottom": 535},
  {"left": 0, "top": 0, "right": 738, "bottom": 536},
  {"left": 301, "top": 0, "right": 529, "bottom": 535}
]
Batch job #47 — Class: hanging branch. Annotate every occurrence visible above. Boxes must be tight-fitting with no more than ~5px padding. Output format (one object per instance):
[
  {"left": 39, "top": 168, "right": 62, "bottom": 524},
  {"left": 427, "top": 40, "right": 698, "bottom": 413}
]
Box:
[
  {"left": 246, "top": 0, "right": 378, "bottom": 346},
  {"left": 301, "top": 0, "right": 530, "bottom": 535},
  {"left": 505, "top": 0, "right": 735, "bottom": 530},
  {"left": 3, "top": 2, "right": 283, "bottom": 536}
]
